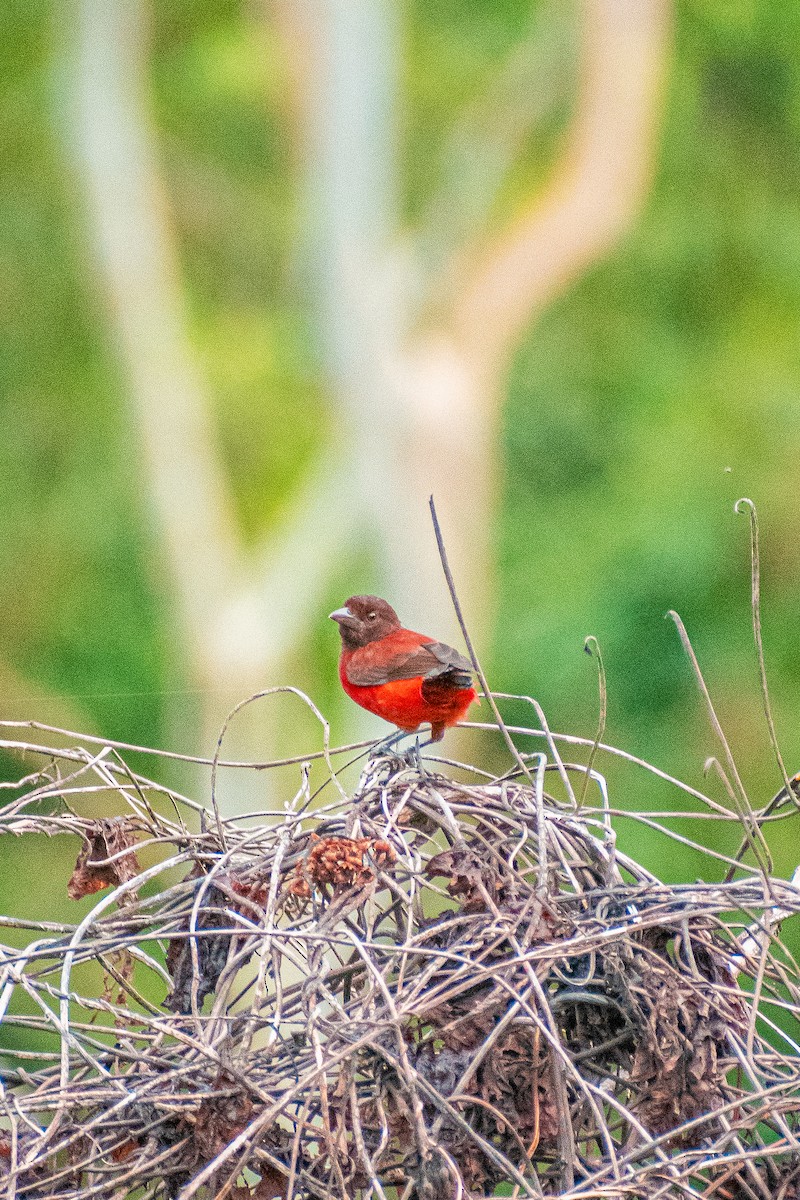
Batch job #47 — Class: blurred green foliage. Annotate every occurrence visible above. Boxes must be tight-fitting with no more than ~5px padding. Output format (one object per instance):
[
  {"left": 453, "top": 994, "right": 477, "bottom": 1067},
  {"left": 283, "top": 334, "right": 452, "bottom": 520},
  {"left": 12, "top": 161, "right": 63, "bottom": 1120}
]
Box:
[
  {"left": 2, "top": 0, "right": 800, "bottom": 929},
  {"left": 499, "top": 0, "right": 800, "bottom": 878}
]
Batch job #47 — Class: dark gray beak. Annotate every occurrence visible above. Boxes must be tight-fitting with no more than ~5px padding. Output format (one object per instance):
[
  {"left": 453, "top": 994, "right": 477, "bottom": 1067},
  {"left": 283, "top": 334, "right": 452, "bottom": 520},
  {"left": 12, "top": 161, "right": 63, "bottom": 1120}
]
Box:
[{"left": 329, "top": 606, "right": 353, "bottom": 623}]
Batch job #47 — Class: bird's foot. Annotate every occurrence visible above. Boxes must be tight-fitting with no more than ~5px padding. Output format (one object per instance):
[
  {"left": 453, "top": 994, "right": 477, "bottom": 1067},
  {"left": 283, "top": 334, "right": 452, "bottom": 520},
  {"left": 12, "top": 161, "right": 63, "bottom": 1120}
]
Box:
[
  {"left": 368, "top": 730, "right": 433, "bottom": 774},
  {"left": 370, "top": 730, "right": 409, "bottom": 759},
  {"left": 398, "top": 733, "right": 437, "bottom": 774}
]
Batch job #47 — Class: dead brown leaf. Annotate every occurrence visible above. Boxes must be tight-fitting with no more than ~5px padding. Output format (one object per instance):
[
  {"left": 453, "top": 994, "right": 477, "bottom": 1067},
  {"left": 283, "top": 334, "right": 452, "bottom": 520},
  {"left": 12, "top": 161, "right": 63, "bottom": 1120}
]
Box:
[{"left": 67, "top": 819, "right": 141, "bottom": 900}]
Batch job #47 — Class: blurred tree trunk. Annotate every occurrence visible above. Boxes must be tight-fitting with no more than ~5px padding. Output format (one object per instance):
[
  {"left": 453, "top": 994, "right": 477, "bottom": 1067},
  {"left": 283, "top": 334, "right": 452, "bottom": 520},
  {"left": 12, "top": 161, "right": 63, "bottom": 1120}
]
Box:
[{"left": 63, "top": 0, "right": 672, "bottom": 796}]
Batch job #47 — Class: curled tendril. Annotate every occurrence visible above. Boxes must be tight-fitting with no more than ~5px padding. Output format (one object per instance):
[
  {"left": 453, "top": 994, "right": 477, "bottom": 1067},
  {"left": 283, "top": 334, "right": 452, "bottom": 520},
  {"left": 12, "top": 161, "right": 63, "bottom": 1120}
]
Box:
[
  {"left": 212, "top": 686, "right": 347, "bottom": 846},
  {"left": 667, "top": 609, "right": 773, "bottom": 883},
  {"left": 734, "top": 496, "right": 792, "bottom": 797},
  {"left": 578, "top": 636, "right": 606, "bottom": 811}
]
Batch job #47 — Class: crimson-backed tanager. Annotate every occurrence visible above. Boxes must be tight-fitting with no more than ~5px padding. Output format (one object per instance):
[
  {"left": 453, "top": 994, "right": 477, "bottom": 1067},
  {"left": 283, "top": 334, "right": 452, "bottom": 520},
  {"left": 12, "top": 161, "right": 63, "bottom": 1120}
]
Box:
[{"left": 330, "top": 595, "right": 477, "bottom": 741}]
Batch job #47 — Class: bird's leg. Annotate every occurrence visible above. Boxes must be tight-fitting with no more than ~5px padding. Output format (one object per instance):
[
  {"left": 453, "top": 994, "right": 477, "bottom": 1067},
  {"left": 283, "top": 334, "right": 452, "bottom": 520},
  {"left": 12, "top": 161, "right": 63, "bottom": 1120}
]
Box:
[
  {"left": 369, "top": 728, "right": 437, "bottom": 773},
  {"left": 399, "top": 732, "right": 435, "bottom": 774},
  {"left": 371, "top": 729, "right": 408, "bottom": 758},
  {"left": 415, "top": 722, "right": 446, "bottom": 755},
  {"left": 373, "top": 730, "right": 429, "bottom": 772}
]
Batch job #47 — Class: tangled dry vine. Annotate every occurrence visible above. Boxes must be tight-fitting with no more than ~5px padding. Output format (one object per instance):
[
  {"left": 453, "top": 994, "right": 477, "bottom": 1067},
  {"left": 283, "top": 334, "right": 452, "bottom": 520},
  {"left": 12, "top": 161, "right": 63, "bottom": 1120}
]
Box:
[{"left": 1, "top": 701, "right": 800, "bottom": 1200}]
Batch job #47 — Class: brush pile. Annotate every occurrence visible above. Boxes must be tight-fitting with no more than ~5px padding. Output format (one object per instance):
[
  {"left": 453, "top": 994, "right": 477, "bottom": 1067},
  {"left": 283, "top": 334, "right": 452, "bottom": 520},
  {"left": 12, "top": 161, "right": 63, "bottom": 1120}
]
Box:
[{"left": 1, "top": 717, "right": 800, "bottom": 1199}]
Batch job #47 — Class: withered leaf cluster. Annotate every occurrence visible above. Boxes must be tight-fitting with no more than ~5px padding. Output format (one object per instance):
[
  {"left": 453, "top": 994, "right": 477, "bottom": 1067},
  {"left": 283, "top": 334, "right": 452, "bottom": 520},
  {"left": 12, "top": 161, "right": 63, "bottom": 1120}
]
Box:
[
  {"left": 67, "top": 817, "right": 141, "bottom": 900},
  {"left": 289, "top": 834, "right": 397, "bottom": 898}
]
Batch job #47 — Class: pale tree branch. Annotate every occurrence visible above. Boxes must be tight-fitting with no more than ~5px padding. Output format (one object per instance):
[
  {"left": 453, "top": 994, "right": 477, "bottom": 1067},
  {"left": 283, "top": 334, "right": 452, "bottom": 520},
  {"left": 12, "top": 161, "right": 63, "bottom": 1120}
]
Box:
[
  {"left": 269, "top": 0, "right": 406, "bottom": 596},
  {"left": 263, "top": 0, "right": 478, "bottom": 734},
  {"left": 67, "top": 0, "right": 244, "bottom": 670},
  {"left": 419, "top": 0, "right": 577, "bottom": 289},
  {"left": 69, "top": 0, "right": 366, "bottom": 691},
  {"left": 449, "top": 0, "right": 673, "bottom": 377},
  {"left": 65, "top": 0, "right": 380, "bottom": 779}
]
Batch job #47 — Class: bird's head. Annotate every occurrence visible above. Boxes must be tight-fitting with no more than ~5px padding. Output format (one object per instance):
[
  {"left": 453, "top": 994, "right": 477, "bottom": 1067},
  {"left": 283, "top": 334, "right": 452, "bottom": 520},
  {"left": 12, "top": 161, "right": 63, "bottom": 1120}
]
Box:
[{"left": 329, "top": 595, "right": 401, "bottom": 650}]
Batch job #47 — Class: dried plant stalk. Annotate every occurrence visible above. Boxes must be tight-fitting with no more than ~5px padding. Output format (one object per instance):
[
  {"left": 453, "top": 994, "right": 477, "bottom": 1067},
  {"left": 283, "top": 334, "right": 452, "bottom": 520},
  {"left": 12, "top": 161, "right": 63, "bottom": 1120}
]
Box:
[{"left": 1, "top": 712, "right": 799, "bottom": 1200}]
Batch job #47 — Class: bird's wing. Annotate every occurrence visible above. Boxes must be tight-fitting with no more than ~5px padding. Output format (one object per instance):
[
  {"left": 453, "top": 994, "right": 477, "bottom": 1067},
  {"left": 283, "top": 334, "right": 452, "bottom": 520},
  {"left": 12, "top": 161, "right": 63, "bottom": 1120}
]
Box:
[
  {"left": 346, "top": 639, "right": 473, "bottom": 688},
  {"left": 424, "top": 641, "right": 474, "bottom": 677}
]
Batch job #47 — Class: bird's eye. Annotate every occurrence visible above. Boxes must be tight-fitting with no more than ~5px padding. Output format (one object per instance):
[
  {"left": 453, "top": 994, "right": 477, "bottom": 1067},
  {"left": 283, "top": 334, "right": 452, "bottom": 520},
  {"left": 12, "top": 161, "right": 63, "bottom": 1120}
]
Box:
[{"left": 367, "top": 612, "right": 377, "bottom": 621}]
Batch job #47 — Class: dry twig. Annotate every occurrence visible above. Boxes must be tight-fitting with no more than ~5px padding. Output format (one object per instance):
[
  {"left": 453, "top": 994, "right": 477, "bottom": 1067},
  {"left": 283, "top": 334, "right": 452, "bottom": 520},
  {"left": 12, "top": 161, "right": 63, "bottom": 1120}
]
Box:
[{"left": 1, "top": 698, "right": 799, "bottom": 1199}]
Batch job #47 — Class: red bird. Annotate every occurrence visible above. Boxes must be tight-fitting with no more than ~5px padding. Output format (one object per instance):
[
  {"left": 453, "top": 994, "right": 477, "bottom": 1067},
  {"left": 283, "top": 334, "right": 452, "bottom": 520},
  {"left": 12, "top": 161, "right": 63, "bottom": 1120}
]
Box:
[{"left": 330, "top": 595, "right": 477, "bottom": 742}]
